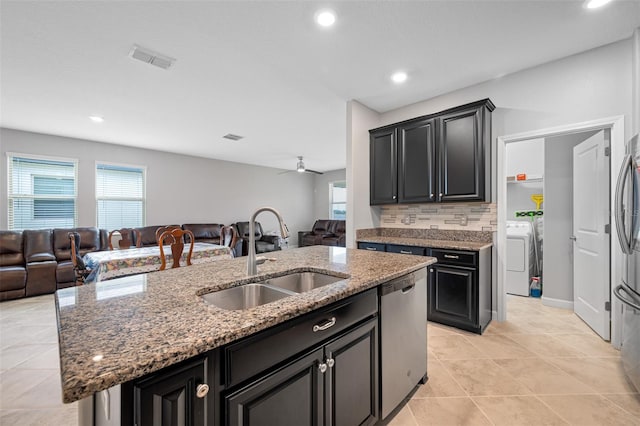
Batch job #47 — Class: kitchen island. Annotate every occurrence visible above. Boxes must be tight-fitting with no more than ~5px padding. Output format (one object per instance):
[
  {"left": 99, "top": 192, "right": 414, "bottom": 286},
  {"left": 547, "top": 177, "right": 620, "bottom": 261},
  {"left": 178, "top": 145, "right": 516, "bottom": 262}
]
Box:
[{"left": 56, "top": 246, "right": 435, "bottom": 425}]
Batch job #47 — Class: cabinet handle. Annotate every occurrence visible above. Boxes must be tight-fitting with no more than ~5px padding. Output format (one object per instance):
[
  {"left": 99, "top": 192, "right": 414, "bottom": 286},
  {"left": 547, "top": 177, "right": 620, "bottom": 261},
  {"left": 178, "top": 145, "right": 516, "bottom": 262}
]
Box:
[
  {"left": 443, "top": 254, "right": 459, "bottom": 259},
  {"left": 392, "top": 195, "right": 397, "bottom": 200},
  {"left": 313, "top": 317, "right": 336, "bottom": 332},
  {"left": 399, "top": 250, "right": 412, "bottom": 254},
  {"left": 430, "top": 269, "right": 434, "bottom": 273},
  {"left": 326, "top": 357, "right": 335, "bottom": 368},
  {"left": 318, "top": 363, "right": 328, "bottom": 373},
  {"left": 430, "top": 193, "right": 434, "bottom": 199},
  {"left": 365, "top": 247, "right": 377, "bottom": 251},
  {"left": 196, "top": 384, "right": 209, "bottom": 398}
]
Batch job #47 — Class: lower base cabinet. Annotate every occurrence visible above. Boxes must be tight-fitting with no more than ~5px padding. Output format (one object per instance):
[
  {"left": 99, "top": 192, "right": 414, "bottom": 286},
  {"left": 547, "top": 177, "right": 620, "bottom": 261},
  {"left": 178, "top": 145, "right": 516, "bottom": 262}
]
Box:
[
  {"left": 224, "top": 318, "right": 378, "bottom": 426},
  {"left": 126, "top": 356, "right": 214, "bottom": 426},
  {"left": 427, "top": 249, "right": 491, "bottom": 334}
]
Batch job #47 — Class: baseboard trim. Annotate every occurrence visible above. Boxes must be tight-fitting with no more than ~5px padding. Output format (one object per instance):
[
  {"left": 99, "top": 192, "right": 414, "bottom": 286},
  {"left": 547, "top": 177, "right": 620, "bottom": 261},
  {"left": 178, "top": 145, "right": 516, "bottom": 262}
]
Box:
[{"left": 541, "top": 296, "right": 574, "bottom": 310}]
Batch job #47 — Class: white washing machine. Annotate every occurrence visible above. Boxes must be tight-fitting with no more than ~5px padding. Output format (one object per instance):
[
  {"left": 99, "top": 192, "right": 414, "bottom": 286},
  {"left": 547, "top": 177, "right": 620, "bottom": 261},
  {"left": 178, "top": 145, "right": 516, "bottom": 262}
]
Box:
[{"left": 506, "top": 221, "right": 535, "bottom": 296}]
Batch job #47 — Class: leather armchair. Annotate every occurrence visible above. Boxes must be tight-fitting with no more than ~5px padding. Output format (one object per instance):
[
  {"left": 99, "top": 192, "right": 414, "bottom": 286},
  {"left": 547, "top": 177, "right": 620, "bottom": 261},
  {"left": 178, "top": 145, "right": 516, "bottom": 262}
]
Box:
[{"left": 236, "top": 221, "right": 281, "bottom": 256}]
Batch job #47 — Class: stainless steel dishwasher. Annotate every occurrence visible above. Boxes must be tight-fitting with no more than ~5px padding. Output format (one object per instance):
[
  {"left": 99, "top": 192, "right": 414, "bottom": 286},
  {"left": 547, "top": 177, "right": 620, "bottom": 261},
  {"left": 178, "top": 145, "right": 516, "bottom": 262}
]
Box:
[{"left": 379, "top": 267, "right": 428, "bottom": 420}]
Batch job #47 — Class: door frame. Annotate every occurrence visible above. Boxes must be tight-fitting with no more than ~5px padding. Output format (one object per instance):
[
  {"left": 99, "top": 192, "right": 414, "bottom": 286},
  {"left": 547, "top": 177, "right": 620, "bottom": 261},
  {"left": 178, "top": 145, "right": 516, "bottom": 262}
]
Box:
[{"left": 496, "top": 115, "right": 625, "bottom": 348}]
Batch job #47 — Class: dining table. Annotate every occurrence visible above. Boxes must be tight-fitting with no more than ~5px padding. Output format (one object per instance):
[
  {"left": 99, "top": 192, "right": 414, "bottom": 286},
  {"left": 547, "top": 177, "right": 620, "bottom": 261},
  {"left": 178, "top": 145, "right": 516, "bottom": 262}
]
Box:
[{"left": 83, "top": 242, "right": 233, "bottom": 283}]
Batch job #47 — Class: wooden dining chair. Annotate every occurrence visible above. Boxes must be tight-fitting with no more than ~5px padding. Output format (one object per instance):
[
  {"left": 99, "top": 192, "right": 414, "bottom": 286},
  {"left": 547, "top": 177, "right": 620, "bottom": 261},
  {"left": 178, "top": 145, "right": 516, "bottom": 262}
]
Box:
[
  {"left": 108, "top": 228, "right": 142, "bottom": 250},
  {"left": 220, "top": 225, "right": 239, "bottom": 257},
  {"left": 155, "top": 226, "right": 182, "bottom": 245},
  {"left": 68, "top": 232, "right": 91, "bottom": 285},
  {"left": 157, "top": 228, "right": 195, "bottom": 270}
]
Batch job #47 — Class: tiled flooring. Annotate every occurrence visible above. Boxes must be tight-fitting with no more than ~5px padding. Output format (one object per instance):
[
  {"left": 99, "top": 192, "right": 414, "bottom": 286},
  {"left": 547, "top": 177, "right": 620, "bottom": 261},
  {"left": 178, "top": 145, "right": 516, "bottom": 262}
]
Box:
[
  {"left": 390, "top": 296, "right": 640, "bottom": 426},
  {"left": 0, "top": 294, "right": 639, "bottom": 425}
]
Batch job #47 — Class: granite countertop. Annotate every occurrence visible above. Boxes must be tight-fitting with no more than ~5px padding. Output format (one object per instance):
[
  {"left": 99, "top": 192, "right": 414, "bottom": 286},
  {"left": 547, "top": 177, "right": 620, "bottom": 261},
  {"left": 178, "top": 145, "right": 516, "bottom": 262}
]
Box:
[
  {"left": 356, "top": 235, "right": 492, "bottom": 251},
  {"left": 56, "top": 246, "right": 435, "bottom": 403}
]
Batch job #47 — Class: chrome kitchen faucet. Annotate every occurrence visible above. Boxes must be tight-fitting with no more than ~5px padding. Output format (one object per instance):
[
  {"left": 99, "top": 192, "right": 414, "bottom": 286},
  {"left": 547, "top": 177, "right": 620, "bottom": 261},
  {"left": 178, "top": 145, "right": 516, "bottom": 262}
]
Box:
[{"left": 247, "top": 207, "right": 289, "bottom": 275}]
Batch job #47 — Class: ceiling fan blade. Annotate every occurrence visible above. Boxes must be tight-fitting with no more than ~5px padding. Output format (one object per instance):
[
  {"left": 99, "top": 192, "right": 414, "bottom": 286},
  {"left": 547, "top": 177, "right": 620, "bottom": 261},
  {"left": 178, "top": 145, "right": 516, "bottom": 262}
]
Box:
[
  {"left": 277, "top": 170, "right": 295, "bottom": 175},
  {"left": 305, "top": 169, "right": 323, "bottom": 175}
]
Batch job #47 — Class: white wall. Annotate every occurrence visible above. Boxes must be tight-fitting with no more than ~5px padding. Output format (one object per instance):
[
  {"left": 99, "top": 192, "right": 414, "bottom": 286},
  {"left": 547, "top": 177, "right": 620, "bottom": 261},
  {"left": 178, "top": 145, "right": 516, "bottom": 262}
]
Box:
[
  {"left": 346, "top": 100, "right": 381, "bottom": 248},
  {"left": 312, "top": 169, "right": 346, "bottom": 221},
  {"left": 543, "top": 130, "right": 599, "bottom": 306},
  {"left": 0, "top": 128, "right": 316, "bottom": 238},
  {"left": 506, "top": 138, "right": 544, "bottom": 177}
]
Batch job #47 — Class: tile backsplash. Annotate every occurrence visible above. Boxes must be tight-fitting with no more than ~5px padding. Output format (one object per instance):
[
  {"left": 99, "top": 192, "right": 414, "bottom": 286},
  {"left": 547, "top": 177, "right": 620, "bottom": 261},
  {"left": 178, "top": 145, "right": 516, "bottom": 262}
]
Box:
[{"left": 379, "top": 202, "right": 497, "bottom": 232}]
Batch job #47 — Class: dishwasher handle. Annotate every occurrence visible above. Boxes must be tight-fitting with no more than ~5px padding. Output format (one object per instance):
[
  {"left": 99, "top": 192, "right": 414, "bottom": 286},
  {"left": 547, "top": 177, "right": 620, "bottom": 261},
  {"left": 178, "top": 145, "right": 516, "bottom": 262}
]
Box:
[{"left": 379, "top": 268, "right": 426, "bottom": 296}]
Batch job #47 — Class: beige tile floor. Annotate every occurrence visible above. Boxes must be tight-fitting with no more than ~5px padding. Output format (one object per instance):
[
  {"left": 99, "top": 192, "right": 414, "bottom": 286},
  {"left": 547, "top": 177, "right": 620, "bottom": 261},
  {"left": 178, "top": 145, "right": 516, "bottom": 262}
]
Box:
[
  {"left": 0, "top": 294, "right": 638, "bottom": 425},
  {"left": 390, "top": 296, "right": 640, "bottom": 426}
]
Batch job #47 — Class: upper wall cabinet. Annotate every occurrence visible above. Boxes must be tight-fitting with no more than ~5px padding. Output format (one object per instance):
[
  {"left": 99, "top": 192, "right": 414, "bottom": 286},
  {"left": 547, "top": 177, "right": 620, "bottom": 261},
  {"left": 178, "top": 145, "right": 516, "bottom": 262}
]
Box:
[{"left": 369, "top": 99, "right": 494, "bottom": 205}]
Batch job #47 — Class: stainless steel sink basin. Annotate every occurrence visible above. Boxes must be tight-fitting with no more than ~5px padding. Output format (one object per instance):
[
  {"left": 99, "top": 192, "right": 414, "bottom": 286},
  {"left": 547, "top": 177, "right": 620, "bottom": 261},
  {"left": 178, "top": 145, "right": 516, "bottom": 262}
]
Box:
[
  {"left": 202, "top": 272, "right": 348, "bottom": 311},
  {"left": 202, "top": 284, "right": 294, "bottom": 311},
  {"left": 264, "top": 272, "right": 345, "bottom": 293}
]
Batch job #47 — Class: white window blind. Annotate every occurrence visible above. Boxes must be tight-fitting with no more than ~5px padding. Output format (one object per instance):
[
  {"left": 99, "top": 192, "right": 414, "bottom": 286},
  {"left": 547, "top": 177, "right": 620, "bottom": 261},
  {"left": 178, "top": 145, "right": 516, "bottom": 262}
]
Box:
[
  {"left": 7, "top": 154, "right": 78, "bottom": 230},
  {"left": 96, "top": 163, "right": 145, "bottom": 230},
  {"left": 330, "top": 181, "right": 346, "bottom": 220}
]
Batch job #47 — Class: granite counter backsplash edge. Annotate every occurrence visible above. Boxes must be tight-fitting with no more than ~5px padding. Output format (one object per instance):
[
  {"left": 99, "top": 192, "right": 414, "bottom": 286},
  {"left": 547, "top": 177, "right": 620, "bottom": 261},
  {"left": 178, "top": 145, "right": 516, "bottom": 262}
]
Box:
[{"left": 356, "top": 227, "right": 493, "bottom": 243}]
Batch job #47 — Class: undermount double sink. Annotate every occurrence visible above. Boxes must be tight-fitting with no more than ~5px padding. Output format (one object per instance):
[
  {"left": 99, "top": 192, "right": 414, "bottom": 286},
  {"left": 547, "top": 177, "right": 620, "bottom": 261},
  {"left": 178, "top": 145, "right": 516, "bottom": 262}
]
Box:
[{"left": 202, "top": 272, "right": 347, "bottom": 311}]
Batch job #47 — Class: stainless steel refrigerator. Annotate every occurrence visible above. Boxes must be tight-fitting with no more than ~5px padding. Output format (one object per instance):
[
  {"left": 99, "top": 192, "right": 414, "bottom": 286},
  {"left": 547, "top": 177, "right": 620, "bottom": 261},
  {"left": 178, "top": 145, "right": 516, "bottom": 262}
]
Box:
[{"left": 614, "top": 133, "right": 640, "bottom": 392}]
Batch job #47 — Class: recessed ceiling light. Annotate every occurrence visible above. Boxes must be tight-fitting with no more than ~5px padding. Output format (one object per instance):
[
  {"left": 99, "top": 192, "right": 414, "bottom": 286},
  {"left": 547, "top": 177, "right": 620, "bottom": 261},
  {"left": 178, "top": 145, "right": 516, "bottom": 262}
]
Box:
[
  {"left": 315, "top": 10, "right": 336, "bottom": 27},
  {"left": 585, "top": 0, "right": 612, "bottom": 9},
  {"left": 391, "top": 72, "right": 408, "bottom": 84},
  {"left": 89, "top": 115, "right": 104, "bottom": 123}
]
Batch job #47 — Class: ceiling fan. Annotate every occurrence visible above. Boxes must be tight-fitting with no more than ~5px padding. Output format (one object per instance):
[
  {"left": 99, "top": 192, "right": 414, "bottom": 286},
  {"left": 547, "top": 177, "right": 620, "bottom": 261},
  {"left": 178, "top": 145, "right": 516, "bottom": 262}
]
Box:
[{"left": 279, "top": 156, "right": 323, "bottom": 175}]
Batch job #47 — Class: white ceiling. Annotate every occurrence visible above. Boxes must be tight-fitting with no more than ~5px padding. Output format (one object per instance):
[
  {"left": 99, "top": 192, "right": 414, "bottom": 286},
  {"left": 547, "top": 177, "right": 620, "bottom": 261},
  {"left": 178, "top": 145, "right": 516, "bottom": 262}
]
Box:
[{"left": 1, "top": 1, "right": 639, "bottom": 172}]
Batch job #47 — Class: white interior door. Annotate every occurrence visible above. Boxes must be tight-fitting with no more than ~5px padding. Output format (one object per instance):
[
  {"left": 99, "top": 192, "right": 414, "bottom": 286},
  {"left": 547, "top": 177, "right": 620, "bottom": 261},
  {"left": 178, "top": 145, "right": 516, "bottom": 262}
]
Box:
[{"left": 573, "top": 130, "right": 610, "bottom": 340}]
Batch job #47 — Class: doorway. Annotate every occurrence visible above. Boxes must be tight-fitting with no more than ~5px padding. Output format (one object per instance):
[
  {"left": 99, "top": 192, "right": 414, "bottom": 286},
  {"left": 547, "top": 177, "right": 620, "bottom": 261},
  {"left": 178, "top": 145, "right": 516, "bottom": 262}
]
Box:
[{"left": 496, "top": 116, "right": 625, "bottom": 347}]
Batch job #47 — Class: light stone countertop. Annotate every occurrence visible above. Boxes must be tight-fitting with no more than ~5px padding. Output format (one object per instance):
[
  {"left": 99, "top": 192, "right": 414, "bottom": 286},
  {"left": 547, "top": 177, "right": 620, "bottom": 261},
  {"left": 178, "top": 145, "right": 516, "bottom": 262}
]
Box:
[
  {"left": 356, "top": 235, "right": 492, "bottom": 251},
  {"left": 55, "top": 246, "right": 435, "bottom": 403}
]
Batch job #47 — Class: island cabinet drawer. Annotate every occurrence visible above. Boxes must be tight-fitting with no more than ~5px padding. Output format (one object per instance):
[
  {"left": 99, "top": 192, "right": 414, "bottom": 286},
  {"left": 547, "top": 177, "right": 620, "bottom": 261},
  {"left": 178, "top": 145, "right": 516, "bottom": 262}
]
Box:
[
  {"left": 430, "top": 249, "right": 477, "bottom": 267},
  {"left": 223, "top": 288, "right": 377, "bottom": 389},
  {"left": 386, "top": 244, "right": 426, "bottom": 256},
  {"left": 357, "top": 242, "right": 386, "bottom": 252}
]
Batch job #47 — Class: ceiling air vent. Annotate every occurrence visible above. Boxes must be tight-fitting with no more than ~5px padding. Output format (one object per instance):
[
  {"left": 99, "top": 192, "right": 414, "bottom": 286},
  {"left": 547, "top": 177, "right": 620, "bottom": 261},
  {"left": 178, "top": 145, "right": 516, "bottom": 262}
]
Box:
[
  {"left": 129, "top": 45, "right": 175, "bottom": 70},
  {"left": 223, "top": 134, "right": 244, "bottom": 141}
]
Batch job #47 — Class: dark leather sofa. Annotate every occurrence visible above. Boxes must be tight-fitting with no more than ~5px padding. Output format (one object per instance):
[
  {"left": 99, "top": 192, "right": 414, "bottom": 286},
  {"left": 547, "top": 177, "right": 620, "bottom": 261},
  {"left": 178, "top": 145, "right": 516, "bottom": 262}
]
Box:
[
  {"left": 0, "top": 222, "right": 244, "bottom": 302},
  {"left": 181, "top": 224, "right": 243, "bottom": 257},
  {"left": 0, "top": 227, "right": 108, "bottom": 301},
  {"left": 133, "top": 225, "right": 182, "bottom": 247},
  {"left": 53, "top": 227, "right": 106, "bottom": 289},
  {"left": 236, "top": 221, "right": 281, "bottom": 256},
  {"left": 299, "top": 220, "right": 346, "bottom": 247}
]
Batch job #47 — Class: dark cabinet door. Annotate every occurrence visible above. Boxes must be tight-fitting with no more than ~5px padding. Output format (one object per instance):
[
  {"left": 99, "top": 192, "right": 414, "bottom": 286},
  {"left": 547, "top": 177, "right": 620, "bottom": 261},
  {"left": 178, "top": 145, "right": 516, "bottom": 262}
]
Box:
[
  {"left": 133, "top": 357, "right": 210, "bottom": 426},
  {"left": 438, "top": 107, "right": 485, "bottom": 202},
  {"left": 225, "top": 349, "right": 324, "bottom": 426},
  {"left": 398, "top": 118, "right": 436, "bottom": 203},
  {"left": 370, "top": 128, "right": 397, "bottom": 205},
  {"left": 428, "top": 265, "right": 478, "bottom": 332},
  {"left": 325, "top": 318, "right": 378, "bottom": 426}
]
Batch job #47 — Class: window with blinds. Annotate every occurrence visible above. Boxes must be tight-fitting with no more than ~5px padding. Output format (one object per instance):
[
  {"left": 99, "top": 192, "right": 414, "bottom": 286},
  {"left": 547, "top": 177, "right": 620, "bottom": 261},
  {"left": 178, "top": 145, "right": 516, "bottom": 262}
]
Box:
[
  {"left": 329, "top": 181, "right": 346, "bottom": 220},
  {"left": 96, "top": 163, "right": 145, "bottom": 230},
  {"left": 7, "top": 154, "right": 78, "bottom": 230}
]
